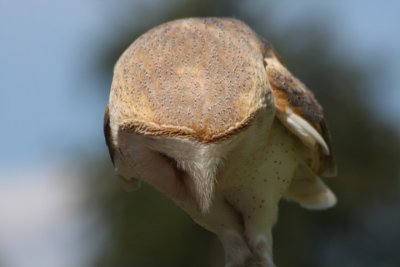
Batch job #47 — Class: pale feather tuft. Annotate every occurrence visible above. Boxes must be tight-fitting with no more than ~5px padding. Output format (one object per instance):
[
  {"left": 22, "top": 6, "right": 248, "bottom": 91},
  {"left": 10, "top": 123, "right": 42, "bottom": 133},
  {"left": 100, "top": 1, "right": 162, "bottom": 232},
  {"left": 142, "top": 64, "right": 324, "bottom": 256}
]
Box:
[{"left": 146, "top": 136, "right": 237, "bottom": 214}]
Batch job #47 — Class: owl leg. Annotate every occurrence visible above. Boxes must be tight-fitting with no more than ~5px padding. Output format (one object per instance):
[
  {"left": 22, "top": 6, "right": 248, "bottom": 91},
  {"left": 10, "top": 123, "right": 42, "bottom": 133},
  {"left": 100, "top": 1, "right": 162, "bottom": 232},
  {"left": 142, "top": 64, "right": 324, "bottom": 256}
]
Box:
[
  {"left": 243, "top": 200, "right": 277, "bottom": 267},
  {"left": 181, "top": 193, "right": 252, "bottom": 267},
  {"left": 237, "top": 159, "right": 297, "bottom": 266},
  {"left": 227, "top": 191, "right": 276, "bottom": 267}
]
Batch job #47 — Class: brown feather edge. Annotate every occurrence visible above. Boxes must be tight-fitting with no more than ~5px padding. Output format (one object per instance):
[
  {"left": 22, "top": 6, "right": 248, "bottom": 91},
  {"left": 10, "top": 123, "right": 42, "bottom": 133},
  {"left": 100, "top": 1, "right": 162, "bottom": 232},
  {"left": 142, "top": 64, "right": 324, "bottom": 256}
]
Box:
[{"left": 118, "top": 109, "right": 259, "bottom": 144}]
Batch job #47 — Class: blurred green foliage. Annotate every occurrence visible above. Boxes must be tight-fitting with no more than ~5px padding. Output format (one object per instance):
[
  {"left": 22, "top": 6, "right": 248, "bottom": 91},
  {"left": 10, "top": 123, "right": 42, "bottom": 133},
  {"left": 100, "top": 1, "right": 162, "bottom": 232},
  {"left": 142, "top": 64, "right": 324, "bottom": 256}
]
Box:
[{"left": 88, "top": 1, "right": 400, "bottom": 266}]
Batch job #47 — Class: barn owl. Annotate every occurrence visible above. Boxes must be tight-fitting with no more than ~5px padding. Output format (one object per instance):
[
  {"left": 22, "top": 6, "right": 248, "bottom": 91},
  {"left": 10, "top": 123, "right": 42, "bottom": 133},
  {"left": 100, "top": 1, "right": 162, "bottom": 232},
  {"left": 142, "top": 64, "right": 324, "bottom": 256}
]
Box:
[{"left": 104, "top": 18, "right": 337, "bottom": 267}]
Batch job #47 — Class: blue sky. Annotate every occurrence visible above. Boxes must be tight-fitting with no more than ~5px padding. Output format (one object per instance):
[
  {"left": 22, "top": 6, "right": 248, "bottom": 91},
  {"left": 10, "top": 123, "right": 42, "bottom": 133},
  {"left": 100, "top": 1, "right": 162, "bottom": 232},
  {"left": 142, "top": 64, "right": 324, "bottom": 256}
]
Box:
[
  {"left": 1, "top": 0, "right": 399, "bottom": 170},
  {"left": 0, "top": 0, "right": 107, "bottom": 168}
]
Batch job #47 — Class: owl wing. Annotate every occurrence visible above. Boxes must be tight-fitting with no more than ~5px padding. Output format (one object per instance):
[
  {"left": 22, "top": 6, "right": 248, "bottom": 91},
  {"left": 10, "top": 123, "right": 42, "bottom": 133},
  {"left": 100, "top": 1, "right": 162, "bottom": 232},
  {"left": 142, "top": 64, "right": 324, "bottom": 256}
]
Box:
[
  {"left": 264, "top": 52, "right": 337, "bottom": 210},
  {"left": 264, "top": 55, "right": 336, "bottom": 178}
]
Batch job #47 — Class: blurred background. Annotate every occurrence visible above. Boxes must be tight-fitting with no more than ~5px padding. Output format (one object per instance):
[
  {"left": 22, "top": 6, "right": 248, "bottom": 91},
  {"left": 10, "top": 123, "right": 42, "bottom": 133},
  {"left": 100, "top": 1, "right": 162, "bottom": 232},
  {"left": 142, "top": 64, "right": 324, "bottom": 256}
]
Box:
[{"left": 1, "top": 0, "right": 400, "bottom": 266}]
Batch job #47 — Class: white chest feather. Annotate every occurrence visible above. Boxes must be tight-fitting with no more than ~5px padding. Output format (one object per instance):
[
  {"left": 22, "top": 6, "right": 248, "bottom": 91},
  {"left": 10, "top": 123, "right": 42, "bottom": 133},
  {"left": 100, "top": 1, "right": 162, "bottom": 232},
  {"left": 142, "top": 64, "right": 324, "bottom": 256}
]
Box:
[{"left": 219, "top": 118, "right": 299, "bottom": 215}]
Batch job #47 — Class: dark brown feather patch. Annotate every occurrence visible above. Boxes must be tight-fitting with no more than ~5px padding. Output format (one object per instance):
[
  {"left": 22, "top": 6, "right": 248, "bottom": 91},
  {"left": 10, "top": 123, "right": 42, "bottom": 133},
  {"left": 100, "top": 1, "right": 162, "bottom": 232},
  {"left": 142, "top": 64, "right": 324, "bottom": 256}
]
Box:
[{"left": 104, "top": 105, "right": 116, "bottom": 166}]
